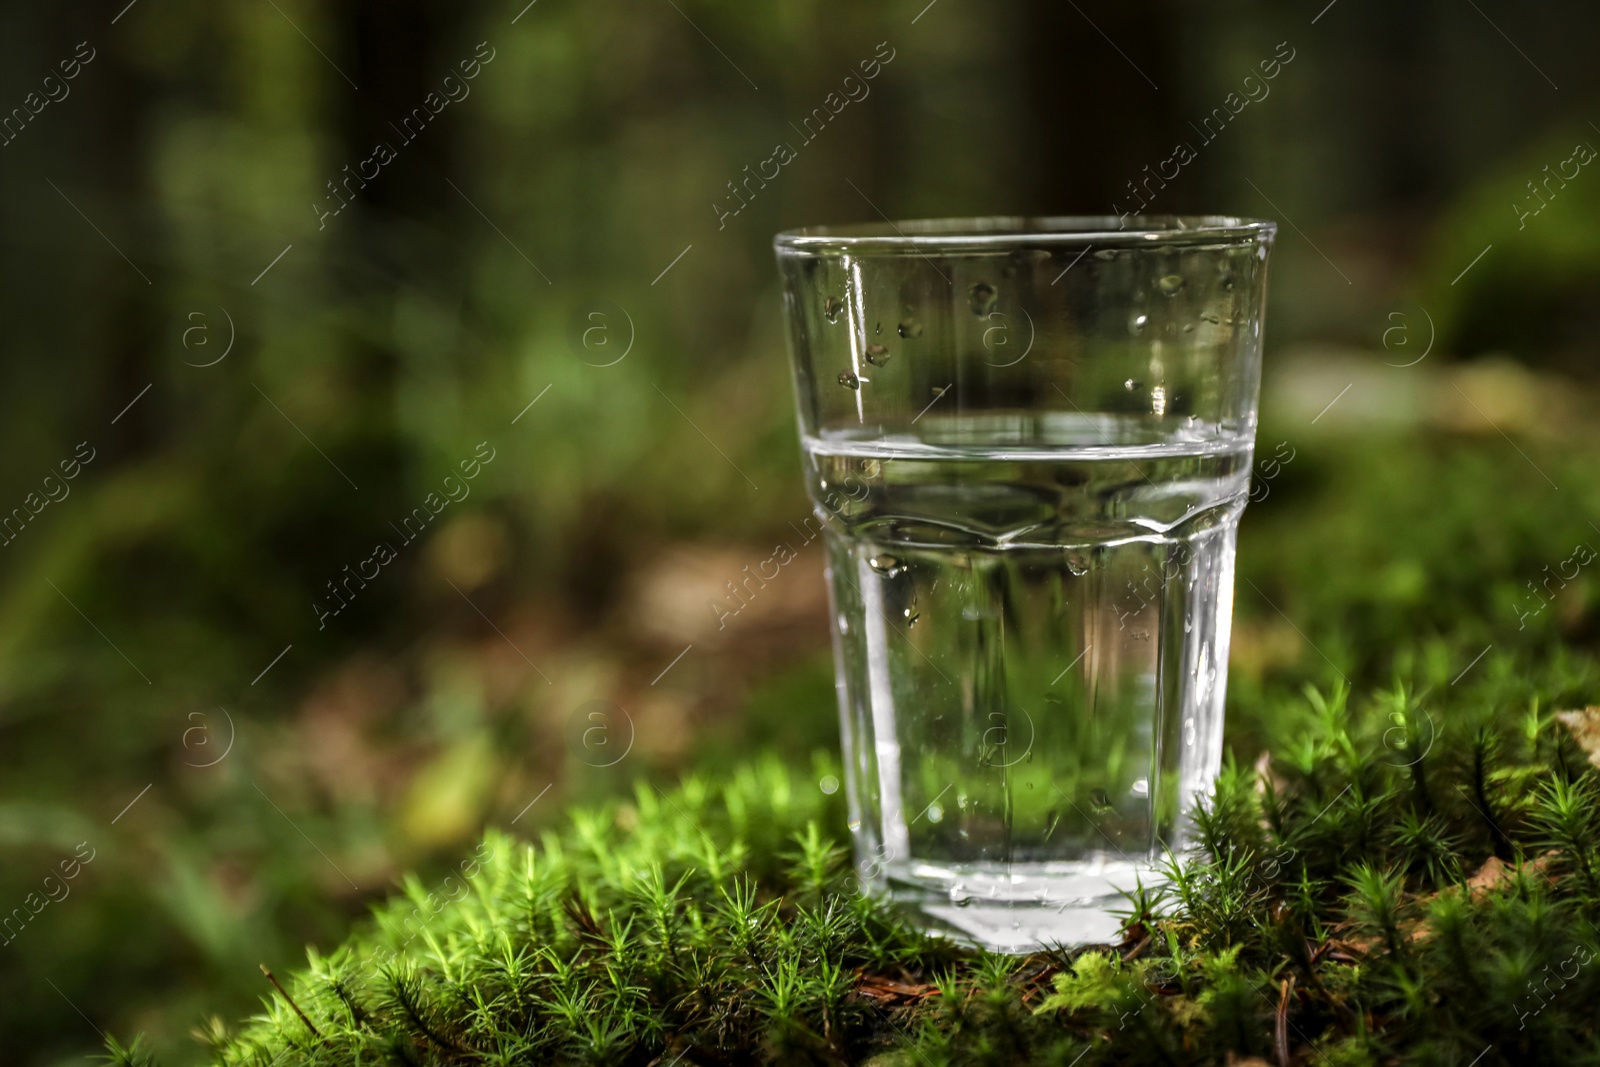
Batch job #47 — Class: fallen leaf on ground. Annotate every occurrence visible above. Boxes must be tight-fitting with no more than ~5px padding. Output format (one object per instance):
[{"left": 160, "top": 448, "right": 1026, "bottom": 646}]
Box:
[
  {"left": 1467, "top": 855, "right": 1514, "bottom": 895},
  {"left": 1464, "top": 852, "right": 1557, "bottom": 900},
  {"left": 853, "top": 970, "right": 938, "bottom": 1005},
  {"left": 1557, "top": 707, "right": 1600, "bottom": 768}
]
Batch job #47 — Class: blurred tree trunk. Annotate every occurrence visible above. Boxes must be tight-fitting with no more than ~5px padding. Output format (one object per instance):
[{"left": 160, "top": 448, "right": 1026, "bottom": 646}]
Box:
[
  {"left": 338, "top": 0, "right": 474, "bottom": 468},
  {"left": 1019, "top": 0, "right": 1184, "bottom": 216},
  {"left": 349, "top": 0, "right": 467, "bottom": 254}
]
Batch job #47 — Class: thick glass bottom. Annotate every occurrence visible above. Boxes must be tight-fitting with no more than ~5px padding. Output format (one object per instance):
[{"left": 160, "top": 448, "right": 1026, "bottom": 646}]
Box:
[{"left": 883, "top": 856, "right": 1157, "bottom": 953}]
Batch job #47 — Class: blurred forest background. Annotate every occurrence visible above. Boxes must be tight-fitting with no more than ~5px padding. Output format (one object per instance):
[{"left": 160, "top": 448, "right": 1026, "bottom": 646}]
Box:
[{"left": 3, "top": 0, "right": 1600, "bottom": 1062}]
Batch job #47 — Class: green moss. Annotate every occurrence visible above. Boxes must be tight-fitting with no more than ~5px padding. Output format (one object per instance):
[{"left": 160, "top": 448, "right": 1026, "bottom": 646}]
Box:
[
  {"left": 107, "top": 674, "right": 1600, "bottom": 1066},
  {"left": 99, "top": 428, "right": 1600, "bottom": 1065}
]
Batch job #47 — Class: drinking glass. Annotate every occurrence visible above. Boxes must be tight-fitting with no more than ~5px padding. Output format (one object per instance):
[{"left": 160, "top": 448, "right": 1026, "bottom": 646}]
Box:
[{"left": 773, "top": 216, "right": 1275, "bottom": 951}]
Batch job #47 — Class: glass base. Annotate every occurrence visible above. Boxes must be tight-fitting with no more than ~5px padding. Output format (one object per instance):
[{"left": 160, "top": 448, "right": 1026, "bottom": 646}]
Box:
[{"left": 884, "top": 857, "right": 1157, "bottom": 953}]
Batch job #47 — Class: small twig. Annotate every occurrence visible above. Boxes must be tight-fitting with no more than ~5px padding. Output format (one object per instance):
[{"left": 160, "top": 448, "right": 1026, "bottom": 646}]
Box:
[
  {"left": 1303, "top": 938, "right": 1338, "bottom": 1003},
  {"left": 1275, "top": 975, "right": 1295, "bottom": 1067},
  {"left": 1121, "top": 932, "right": 1154, "bottom": 962},
  {"left": 261, "top": 963, "right": 325, "bottom": 1041}
]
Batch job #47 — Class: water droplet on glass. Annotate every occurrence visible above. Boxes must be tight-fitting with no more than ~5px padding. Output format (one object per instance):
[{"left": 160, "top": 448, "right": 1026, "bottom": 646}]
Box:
[
  {"left": 1157, "top": 273, "right": 1186, "bottom": 296},
  {"left": 1125, "top": 378, "right": 1140, "bottom": 391},
  {"left": 869, "top": 554, "right": 902, "bottom": 576},
  {"left": 1094, "top": 248, "right": 1118, "bottom": 260},
  {"left": 865, "top": 343, "right": 891, "bottom": 366},
  {"left": 819, "top": 775, "right": 839, "bottom": 795},
  {"left": 968, "top": 282, "right": 997, "bottom": 316},
  {"left": 1089, "top": 789, "right": 1113, "bottom": 813},
  {"left": 1199, "top": 313, "right": 1221, "bottom": 324},
  {"left": 824, "top": 295, "right": 844, "bottom": 323},
  {"left": 950, "top": 884, "right": 972, "bottom": 906},
  {"left": 1182, "top": 323, "right": 1195, "bottom": 333},
  {"left": 905, "top": 612, "right": 920, "bottom": 627},
  {"left": 1151, "top": 384, "right": 1167, "bottom": 415},
  {"left": 837, "top": 613, "right": 850, "bottom": 635},
  {"left": 898, "top": 318, "right": 923, "bottom": 339},
  {"left": 927, "top": 802, "right": 943, "bottom": 823},
  {"left": 1220, "top": 274, "right": 1235, "bottom": 291},
  {"left": 1065, "top": 552, "right": 1090, "bottom": 576},
  {"left": 838, "top": 370, "right": 860, "bottom": 390},
  {"left": 874, "top": 321, "right": 882, "bottom": 336},
  {"left": 1130, "top": 778, "right": 1149, "bottom": 798},
  {"left": 1129, "top": 313, "right": 1148, "bottom": 334}
]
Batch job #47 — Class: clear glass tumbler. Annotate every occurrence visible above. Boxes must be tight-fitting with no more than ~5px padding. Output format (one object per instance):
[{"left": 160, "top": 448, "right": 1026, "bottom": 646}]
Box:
[{"left": 773, "top": 216, "right": 1275, "bottom": 951}]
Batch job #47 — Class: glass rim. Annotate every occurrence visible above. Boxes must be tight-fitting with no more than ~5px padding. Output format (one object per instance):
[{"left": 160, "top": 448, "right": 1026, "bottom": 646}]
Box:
[{"left": 774, "top": 214, "right": 1276, "bottom": 253}]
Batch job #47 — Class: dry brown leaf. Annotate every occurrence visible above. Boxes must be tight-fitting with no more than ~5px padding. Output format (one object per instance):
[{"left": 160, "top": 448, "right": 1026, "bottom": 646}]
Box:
[
  {"left": 1373, "top": 852, "right": 1566, "bottom": 950},
  {"left": 1466, "top": 854, "right": 1515, "bottom": 895},
  {"left": 1253, "top": 750, "right": 1276, "bottom": 795},
  {"left": 1463, "top": 852, "right": 1557, "bottom": 899},
  {"left": 1556, "top": 707, "right": 1600, "bottom": 769},
  {"left": 852, "top": 970, "right": 938, "bottom": 1005}
]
